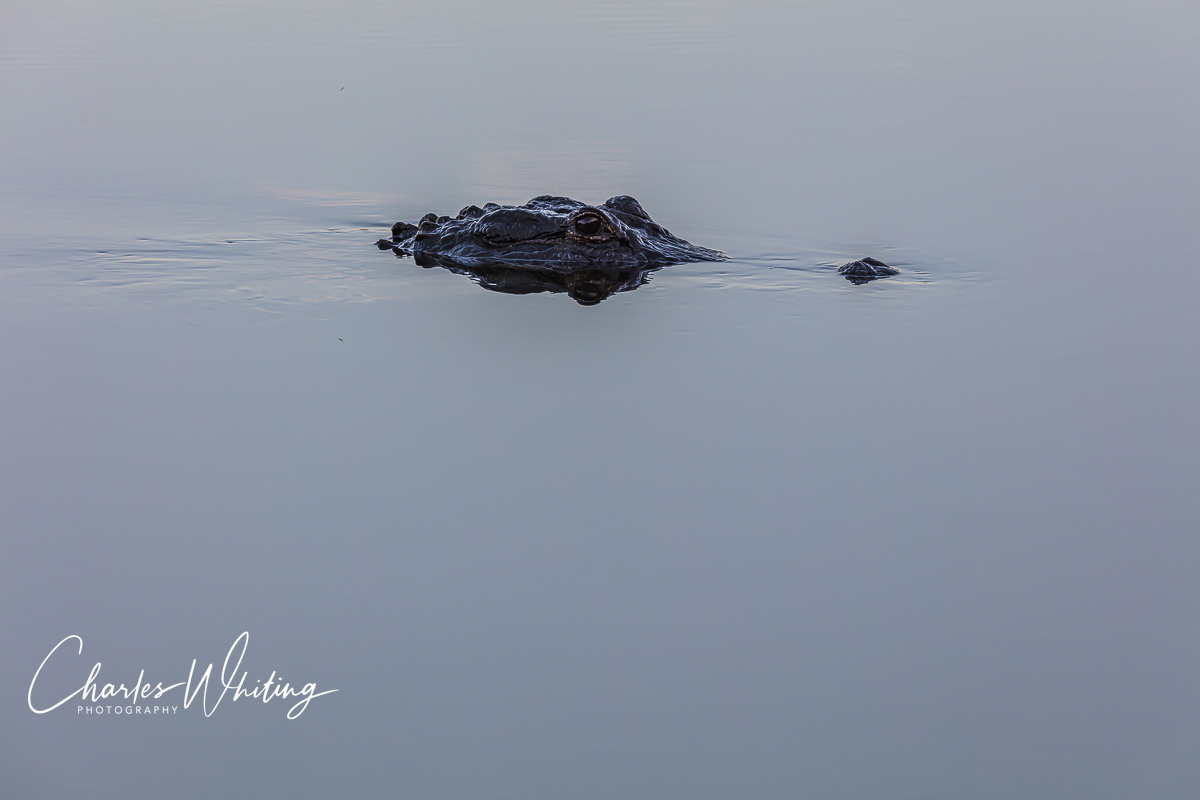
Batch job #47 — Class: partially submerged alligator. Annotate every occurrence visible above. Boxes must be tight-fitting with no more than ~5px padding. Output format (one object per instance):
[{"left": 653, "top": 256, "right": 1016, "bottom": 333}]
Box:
[
  {"left": 377, "top": 195, "right": 724, "bottom": 304},
  {"left": 376, "top": 195, "right": 899, "bottom": 301}
]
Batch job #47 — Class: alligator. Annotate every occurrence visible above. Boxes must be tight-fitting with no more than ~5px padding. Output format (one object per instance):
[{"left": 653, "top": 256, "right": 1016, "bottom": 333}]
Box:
[
  {"left": 376, "top": 195, "right": 725, "bottom": 304},
  {"left": 376, "top": 195, "right": 900, "bottom": 300}
]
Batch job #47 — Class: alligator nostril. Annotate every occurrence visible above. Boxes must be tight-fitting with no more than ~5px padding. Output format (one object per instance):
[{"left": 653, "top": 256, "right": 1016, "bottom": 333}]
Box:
[
  {"left": 420, "top": 212, "right": 439, "bottom": 225},
  {"left": 419, "top": 219, "right": 439, "bottom": 233}
]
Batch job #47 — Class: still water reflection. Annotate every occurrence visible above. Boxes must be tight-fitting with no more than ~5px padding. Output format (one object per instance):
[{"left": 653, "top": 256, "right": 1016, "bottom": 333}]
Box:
[
  {"left": 2, "top": 1, "right": 1199, "bottom": 799},
  {"left": 382, "top": 248, "right": 663, "bottom": 305}
]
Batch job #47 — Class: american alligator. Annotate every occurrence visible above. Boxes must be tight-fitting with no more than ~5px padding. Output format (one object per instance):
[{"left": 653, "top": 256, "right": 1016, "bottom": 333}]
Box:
[
  {"left": 376, "top": 195, "right": 725, "bottom": 304},
  {"left": 376, "top": 195, "right": 899, "bottom": 300}
]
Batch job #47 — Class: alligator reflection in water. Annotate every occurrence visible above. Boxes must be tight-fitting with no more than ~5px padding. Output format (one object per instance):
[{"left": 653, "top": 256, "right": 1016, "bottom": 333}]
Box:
[
  {"left": 376, "top": 195, "right": 726, "bottom": 305},
  {"left": 382, "top": 251, "right": 658, "bottom": 305}
]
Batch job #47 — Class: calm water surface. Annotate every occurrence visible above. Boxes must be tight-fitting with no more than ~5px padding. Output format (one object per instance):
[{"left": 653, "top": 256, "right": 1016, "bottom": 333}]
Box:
[{"left": 2, "top": 2, "right": 1198, "bottom": 798}]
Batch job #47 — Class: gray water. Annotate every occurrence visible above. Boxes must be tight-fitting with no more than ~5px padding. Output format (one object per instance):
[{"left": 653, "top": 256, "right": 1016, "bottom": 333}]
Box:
[{"left": 2, "top": 1, "right": 1199, "bottom": 798}]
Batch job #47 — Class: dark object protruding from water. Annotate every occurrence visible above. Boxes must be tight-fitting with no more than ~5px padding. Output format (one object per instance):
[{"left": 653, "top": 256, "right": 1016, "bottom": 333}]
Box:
[
  {"left": 375, "top": 195, "right": 726, "bottom": 305},
  {"left": 837, "top": 256, "right": 900, "bottom": 285}
]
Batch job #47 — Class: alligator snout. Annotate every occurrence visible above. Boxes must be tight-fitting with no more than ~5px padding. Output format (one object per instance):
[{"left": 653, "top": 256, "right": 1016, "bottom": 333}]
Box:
[{"left": 475, "top": 208, "right": 561, "bottom": 243}]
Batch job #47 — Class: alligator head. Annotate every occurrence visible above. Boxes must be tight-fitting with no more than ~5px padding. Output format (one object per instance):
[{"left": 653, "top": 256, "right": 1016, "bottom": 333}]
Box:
[{"left": 376, "top": 195, "right": 725, "bottom": 303}]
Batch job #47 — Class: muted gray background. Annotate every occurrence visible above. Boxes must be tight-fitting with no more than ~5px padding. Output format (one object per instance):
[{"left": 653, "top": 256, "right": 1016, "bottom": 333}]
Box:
[{"left": 2, "top": 1, "right": 1199, "bottom": 798}]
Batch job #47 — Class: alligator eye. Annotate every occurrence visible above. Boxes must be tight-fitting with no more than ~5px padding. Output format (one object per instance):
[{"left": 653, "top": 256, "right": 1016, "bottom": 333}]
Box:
[{"left": 573, "top": 214, "right": 603, "bottom": 236}]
